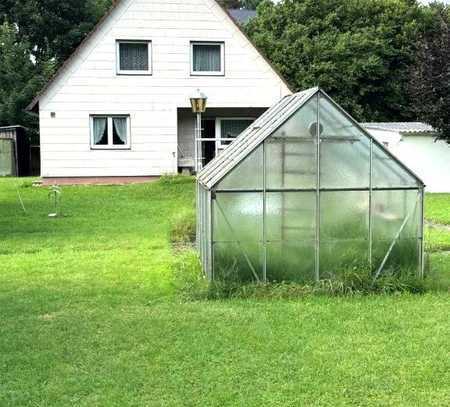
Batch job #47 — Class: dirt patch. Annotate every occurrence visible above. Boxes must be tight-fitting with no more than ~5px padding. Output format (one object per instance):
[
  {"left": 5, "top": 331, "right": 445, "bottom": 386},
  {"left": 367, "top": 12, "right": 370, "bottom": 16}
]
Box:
[{"left": 425, "top": 221, "right": 450, "bottom": 232}]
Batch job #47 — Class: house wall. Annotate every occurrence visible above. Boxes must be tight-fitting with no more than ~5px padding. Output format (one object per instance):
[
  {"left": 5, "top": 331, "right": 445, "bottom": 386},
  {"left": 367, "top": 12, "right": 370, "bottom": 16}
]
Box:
[
  {"left": 38, "top": 0, "right": 291, "bottom": 177},
  {"left": 366, "top": 129, "right": 450, "bottom": 193}
]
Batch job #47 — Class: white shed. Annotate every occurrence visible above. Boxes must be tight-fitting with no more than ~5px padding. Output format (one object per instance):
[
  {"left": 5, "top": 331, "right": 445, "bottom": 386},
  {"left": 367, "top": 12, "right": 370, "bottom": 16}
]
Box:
[{"left": 362, "top": 123, "right": 450, "bottom": 193}]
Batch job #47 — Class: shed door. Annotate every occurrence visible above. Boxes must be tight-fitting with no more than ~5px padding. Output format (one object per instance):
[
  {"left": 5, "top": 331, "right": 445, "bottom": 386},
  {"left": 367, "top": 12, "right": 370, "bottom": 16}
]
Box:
[{"left": 0, "top": 139, "right": 16, "bottom": 176}]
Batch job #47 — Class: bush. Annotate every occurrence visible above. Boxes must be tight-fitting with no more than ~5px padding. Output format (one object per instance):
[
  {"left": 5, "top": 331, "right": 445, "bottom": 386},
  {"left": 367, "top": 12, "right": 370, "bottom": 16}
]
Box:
[
  {"left": 159, "top": 174, "right": 194, "bottom": 185},
  {"left": 169, "top": 209, "right": 196, "bottom": 247},
  {"left": 171, "top": 249, "right": 207, "bottom": 300}
]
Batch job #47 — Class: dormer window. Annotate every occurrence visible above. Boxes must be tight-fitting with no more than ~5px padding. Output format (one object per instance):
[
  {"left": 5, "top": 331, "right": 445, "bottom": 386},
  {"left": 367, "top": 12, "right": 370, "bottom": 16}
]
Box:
[
  {"left": 191, "top": 42, "right": 224, "bottom": 76},
  {"left": 116, "top": 40, "right": 152, "bottom": 75}
]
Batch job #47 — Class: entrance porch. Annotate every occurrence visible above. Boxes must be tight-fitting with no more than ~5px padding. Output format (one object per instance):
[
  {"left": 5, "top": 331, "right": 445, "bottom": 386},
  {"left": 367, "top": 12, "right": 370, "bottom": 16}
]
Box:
[{"left": 177, "top": 107, "right": 267, "bottom": 172}]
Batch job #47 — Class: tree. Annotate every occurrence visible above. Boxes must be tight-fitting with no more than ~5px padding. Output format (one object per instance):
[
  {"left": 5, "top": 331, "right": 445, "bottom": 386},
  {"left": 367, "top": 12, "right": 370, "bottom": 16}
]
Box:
[
  {"left": 0, "top": 0, "right": 113, "bottom": 65},
  {"left": 246, "top": 0, "right": 427, "bottom": 122},
  {"left": 0, "top": 23, "right": 53, "bottom": 136},
  {"left": 0, "top": 0, "right": 112, "bottom": 133},
  {"left": 409, "top": 3, "right": 450, "bottom": 142}
]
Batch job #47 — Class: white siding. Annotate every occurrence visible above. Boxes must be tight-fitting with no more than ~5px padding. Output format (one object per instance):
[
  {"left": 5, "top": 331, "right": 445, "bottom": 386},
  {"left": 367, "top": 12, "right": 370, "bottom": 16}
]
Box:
[
  {"left": 39, "top": 0, "right": 291, "bottom": 177},
  {"left": 367, "top": 129, "right": 450, "bottom": 193}
]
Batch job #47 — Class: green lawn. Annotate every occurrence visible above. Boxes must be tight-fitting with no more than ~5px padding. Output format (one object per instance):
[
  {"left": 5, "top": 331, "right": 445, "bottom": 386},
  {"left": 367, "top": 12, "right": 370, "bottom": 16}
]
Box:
[{"left": 0, "top": 178, "right": 449, "bottom": 406}]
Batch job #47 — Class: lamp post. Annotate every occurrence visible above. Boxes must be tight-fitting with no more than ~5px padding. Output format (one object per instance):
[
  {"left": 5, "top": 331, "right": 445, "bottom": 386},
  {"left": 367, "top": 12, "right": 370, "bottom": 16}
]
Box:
[{"left": 190, "top": 89, "right": 207, "bottom": 173}]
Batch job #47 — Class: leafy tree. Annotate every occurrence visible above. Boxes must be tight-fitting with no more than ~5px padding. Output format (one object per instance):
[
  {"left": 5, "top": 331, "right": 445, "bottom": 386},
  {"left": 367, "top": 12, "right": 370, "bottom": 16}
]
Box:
[
  {"left": 409, "top": 3, "right": 450, "bottom": 142},
  {"left": 246, "top": 0, "right": 427, "bottom": 121},
  {"left": 0, "top": 0, "right": 113, "bottom": 64},
  {"left": 0, "top": 0, "right": 112, "bottom": 133},
  {"left": 0, "top": 23, "right": 54, "bottom": 136}
]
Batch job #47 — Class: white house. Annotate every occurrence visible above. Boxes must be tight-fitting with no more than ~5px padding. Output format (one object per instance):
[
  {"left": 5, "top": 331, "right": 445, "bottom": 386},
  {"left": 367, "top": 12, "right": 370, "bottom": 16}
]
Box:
[
  {"left": 362, "top": 123, "right": 450, "bottom": 193},
  {"left": 27, "top": 0, "right": 292, "bottom": 180}
]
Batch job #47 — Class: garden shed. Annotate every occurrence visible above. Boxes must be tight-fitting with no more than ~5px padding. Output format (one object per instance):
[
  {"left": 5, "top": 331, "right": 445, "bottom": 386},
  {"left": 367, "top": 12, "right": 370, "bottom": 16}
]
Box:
[
  {"left": 197, "top": 88, "right": 425, "bottom": 283},
  {"left": 0, "top": 126, "right": 30, "bottom": 177}
]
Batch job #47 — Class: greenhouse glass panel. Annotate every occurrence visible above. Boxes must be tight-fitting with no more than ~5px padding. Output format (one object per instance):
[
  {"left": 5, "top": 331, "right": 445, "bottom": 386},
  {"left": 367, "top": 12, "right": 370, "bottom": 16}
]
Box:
[
  {"left": 319, "top": 96, "right": 364, "bottom": 140},
  {"left": 320, "top": 239, "right": 370, "bottom": 278},
  {"left": 214, "top": 242, "right": 264, "bottom": 282},
  {"left": 212, "top": 193, "right": 263, "bottom": 281},
  {"left": 319, "top": 95, "right": 370, "bottom": 188},
  {"left": 266, "top": 95, "right": 318, "bottom": 189},
  {"left": 266, "top": 192, "right": 315, "bottom": 241},
  {"left": 372, "top": 189, "right": 421, "bottom": 274},
  {"left": 270, "top": 94, "right": 318, "bottom": 139},
  {"left": 266, "top": 241, "right": 316, "bottom": 282},
  {"left": 320, "top": 191, "right": 369, "bottom": 240},
  {"left": 213, "top": 192, "right": 263, "bottom": 242},
  {"left": 217, "top": 145, "right": 263, "bottom": 190},
  {"left": 320, "top": 191, "right": 370, "bottom": 277},
  {"left": 372, "top": 143, "right": 419, "bottom": 188}
]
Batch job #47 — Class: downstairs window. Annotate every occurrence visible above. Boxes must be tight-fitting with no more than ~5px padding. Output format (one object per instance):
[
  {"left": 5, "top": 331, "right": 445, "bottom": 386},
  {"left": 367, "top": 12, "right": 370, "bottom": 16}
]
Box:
[{"left": 90, "top": 115, "right": 130, "bottom": 149}]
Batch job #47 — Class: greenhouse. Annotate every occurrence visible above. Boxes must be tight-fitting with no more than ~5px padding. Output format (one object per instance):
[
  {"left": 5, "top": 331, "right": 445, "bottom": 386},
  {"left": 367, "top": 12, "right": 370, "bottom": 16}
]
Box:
[{"left": 197, "top": 88, "right": 425, "bottom": 283}]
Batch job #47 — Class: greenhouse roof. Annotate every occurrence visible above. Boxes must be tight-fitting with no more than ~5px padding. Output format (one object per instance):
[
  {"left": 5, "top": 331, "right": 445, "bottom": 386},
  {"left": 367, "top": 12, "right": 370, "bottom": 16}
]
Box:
[
  {"left": 197, "top": 87, "right": 424, "bottom": 189},
  {"left": 198, "top": 87, "right": 319, "bottom": 188}
]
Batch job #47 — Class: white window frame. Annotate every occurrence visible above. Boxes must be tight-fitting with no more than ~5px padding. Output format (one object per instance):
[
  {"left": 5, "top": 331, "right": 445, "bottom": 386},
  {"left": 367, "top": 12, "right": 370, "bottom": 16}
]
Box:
[
  {"left": 116, "top": 40, "right": 152, "bottom": 75},
  {"left": 90, "top": 115, "right": 131, "bottom": 150},
  {"left": 190, "top": 41, "right": 225, "bottom": 76},
  {"left": 215, "top": 117, "right": 255, "bottom": 149}
]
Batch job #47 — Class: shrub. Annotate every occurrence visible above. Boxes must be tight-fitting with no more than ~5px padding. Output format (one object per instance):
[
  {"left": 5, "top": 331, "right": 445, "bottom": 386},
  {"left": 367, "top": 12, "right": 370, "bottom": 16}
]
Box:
[
  {"left": 159, "top": 174, "right": 194, "bottom": 185},
  {"left": 171, "top": 249, "right": 207, "bottom": 300},
  {"left": 169, "top": 209, "right": 196, "bottom": 248}
]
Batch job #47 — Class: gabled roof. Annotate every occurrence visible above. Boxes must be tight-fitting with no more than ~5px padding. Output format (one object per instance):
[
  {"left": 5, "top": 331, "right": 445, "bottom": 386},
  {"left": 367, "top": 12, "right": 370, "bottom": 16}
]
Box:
[
  {"left": 26, "top": 0, "right": 292, "bottom": 112},
  {"left": 198, "top": 87, "right": 425, "bottom": 189},
  {"left": 362, "top": 122, "right": 436, "bottom": 134},
  {"left": 198, "top": 87, "right": 318, "bottom": 188},
  {"left": 227, "top": 9, "right": 257, "bottom": 24}
]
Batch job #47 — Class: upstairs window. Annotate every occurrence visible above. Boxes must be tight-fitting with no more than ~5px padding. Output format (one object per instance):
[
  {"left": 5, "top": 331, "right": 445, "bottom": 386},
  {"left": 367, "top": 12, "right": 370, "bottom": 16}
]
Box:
[
  {"left": 191, "top": 42, "right": 224, "bottom": 76},
  {"left": 116, "top": 40, "right": 152, "bottom": 75},
  {"left": 90, "top": 115, "right": 130, "bottom": 149}
]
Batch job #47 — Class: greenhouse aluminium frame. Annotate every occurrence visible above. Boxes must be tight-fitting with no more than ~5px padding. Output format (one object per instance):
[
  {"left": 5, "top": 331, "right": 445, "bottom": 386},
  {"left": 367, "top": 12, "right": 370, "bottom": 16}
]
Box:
[{"left": 197, "top": 87, "right": 425, "bottom": 283}]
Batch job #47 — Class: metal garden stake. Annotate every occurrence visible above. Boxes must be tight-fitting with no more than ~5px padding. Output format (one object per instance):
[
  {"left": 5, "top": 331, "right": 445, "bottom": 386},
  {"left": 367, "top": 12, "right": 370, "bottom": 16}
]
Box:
[{"left": 48, "top": 185, "right": 62, "bottom": 218}]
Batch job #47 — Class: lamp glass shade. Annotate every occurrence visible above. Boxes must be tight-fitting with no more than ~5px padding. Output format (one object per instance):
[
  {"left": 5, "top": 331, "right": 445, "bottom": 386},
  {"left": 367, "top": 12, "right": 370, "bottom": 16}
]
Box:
[{"left": 190, "top": 97, "right": 207, "bottom": 113}]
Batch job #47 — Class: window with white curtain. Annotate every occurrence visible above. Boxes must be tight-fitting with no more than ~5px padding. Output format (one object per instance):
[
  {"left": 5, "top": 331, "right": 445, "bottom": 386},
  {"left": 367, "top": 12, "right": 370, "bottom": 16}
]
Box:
[
  {"left": 191, "top": 42, "right": 224, "bottom": 75},
  {"left": 116, "top": 40, "right": 152, "bottom": 74},
  {"left": 90, "top": 115, "right": 130, "bottom": 149}
]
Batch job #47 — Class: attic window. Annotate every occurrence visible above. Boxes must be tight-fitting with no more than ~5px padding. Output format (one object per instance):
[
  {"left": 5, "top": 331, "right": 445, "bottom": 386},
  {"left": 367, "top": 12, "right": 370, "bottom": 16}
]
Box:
[
  {"left": 116, "top": 40, "right": 152, "bottom": 75},
  {"left": 191, "top": 42, "right": 224, "bottom": 76}
]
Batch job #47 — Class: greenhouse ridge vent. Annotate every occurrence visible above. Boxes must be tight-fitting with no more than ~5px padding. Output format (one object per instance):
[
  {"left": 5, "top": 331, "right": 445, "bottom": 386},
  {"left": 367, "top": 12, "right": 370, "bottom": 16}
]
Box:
[{"left": 197, "top": 87, "right": 425, "bottom": 283}]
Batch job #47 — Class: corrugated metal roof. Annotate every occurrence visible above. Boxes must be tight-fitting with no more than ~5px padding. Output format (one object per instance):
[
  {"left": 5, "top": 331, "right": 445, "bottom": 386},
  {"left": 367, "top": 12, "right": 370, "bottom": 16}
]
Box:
[
  {"left": 197, "top": 87, "right": 319, "bottom": 188},
  {"left": 227, "top": 9, "right": 257, "bottom": 24},
  {"left": 362, "top": 122, "right": 436, "bottom": 133}
]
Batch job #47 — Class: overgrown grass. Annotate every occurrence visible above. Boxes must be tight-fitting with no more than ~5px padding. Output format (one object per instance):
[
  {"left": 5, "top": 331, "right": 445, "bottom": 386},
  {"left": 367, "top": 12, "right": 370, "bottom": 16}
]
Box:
[
  {"left": 0, "top": 178, "right": 449, "bottom": 406},
  {"left": 169, "top": 208, "right": 196, "bottom": 247}
]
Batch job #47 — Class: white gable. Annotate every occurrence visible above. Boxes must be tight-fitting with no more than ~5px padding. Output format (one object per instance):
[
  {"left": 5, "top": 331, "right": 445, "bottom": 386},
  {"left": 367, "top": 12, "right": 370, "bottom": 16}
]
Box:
[
  {"left": 36, "top": 0, "right": 291, "bottom": 178},
  {"left": 39, "top": 0, "right": 291, "bottom": 111}
]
